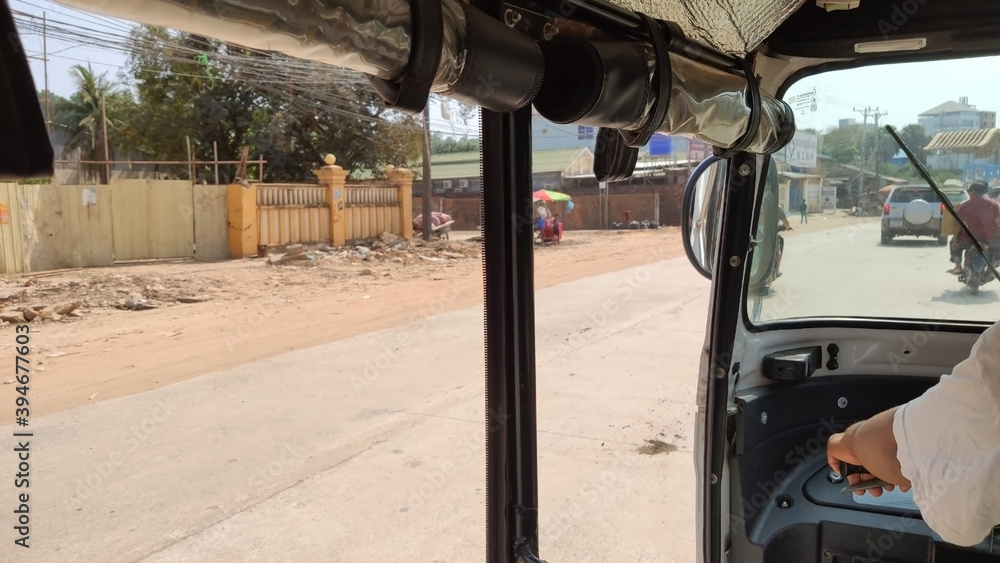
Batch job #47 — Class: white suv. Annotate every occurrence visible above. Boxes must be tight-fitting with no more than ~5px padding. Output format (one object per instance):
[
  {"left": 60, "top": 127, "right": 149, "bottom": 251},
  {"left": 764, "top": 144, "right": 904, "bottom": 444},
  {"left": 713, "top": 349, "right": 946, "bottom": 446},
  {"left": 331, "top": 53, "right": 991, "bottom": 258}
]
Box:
[{"left": 881, "top": 184, "right": 947, "bottom": 245}]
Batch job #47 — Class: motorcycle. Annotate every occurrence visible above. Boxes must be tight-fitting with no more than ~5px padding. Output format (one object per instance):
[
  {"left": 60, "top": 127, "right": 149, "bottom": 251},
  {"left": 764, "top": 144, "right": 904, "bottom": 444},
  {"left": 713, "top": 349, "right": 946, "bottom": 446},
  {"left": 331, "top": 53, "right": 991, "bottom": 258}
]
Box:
[{"left": 958, "top": 245, "right": 995, "bottom": 295}]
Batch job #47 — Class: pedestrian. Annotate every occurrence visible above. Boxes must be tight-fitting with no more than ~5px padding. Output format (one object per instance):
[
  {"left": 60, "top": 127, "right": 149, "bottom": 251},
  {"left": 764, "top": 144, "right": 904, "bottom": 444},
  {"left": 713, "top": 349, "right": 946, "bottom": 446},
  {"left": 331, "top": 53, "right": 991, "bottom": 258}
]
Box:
[{"left": 799, "top": 199, "right": 808, "bottom": 224}]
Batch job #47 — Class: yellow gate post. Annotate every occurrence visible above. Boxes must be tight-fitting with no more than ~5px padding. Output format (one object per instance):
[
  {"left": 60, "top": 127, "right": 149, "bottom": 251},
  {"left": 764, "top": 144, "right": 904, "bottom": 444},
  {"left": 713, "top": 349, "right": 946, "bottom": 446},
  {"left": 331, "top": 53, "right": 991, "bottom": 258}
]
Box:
[
  {"left": 227, "top": 182, "right": 258, "bottom": 258},
  {"left": 315, "top": 154, "right": 349, "bottom": 248},
  {"left": 388, "top": 165, "right": 415, "bottom": 240}
]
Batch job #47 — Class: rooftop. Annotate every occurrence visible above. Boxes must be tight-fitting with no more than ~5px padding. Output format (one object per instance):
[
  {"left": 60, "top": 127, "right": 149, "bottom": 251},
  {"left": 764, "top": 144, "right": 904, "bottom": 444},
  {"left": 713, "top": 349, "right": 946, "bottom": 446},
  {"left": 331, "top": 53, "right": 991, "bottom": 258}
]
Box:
[
  {"left": 924, "top": 128, "right": 1000, "bottom": 157},
  {"left": 919, "top": 100, "right": 982, "bottom": 116},
  {"left": 430, "top": 147, "right": 595, "bottom": 179}
]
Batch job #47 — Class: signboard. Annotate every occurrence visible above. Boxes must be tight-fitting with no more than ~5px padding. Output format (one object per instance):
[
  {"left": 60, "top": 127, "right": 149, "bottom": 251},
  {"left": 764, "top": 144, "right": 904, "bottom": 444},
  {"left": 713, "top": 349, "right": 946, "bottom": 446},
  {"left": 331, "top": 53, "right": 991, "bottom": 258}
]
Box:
[
  {"left": 82, "top": 188, "right": 98, "bottom": 206},
  {"left": 0, "top": 204, "right": 9, "bottom": 225},
  {"left": 648, "top": 134, "right": 673, "bottom": 157},
  {"left": 964, "top": 163, "right": 1000, "bottom": 187},
  {"left": 821, "top": 184, "right": 837, "bottom": 212},
  {"left": 781, "top": 131, "right": 818, "bottom": 168},
  {"left": 688, "top": 140, "right": 707, "bottom": 163}
]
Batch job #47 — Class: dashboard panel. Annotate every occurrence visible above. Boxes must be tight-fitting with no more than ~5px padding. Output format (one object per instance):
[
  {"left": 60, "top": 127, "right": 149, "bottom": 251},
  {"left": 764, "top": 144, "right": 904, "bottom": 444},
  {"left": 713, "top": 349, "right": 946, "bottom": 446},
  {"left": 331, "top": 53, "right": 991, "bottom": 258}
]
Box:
[{"left": 729, "top": 375, "right": 1000, "bottom": 562}]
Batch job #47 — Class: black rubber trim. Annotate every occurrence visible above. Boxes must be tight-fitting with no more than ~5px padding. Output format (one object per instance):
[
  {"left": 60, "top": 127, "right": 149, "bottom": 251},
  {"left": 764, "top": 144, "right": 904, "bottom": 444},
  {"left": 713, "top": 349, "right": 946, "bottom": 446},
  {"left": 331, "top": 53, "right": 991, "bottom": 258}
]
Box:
[
  {"left": 593, "top": 127, "right": 638, "bottom": 182},
  {"left": 368, "top": 0, "right": 443, "bottom": 113},
  {"left": 704, "top": 153, "right": 758, "bottom": 563},
  {"left": 713, "top": 56, "right": 762, "bottom": 159},
  {"left": 621, "top": 15, "right": 675, "bottom": 149}
]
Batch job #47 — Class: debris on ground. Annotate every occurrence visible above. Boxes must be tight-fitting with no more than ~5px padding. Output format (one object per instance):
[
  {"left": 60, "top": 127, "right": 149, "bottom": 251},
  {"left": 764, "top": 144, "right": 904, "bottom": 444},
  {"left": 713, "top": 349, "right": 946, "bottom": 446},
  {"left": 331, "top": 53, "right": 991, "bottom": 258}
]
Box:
[
  {"left": 0, "top": 231, "right": 484, "bottom": 325},
  {"left": 636, "top": 439, "right": 677, "bottom": 455}
]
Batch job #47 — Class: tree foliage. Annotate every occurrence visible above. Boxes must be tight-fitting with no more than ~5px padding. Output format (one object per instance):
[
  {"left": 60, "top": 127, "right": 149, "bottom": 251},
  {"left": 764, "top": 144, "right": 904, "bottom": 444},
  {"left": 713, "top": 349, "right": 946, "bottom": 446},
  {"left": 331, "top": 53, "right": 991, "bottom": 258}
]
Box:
[
  {"left": 430, "top": 132, "right": 479, "bottom": 154},
  {"left": 820, "top": 123, "right": 928, "bottom": 168},
  {"left": 50, "top": 64, "right": 133, "bottom": 183},
  {"left": 110, "top": 25, "right": 422, "bottom": 182}
]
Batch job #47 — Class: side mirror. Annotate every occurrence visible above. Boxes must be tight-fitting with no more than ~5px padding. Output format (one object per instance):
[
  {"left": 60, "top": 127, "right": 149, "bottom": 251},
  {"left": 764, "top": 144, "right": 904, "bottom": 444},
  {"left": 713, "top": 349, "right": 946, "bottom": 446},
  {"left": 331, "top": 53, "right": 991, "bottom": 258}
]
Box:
[{"left": 683, "top": 156, "right": 727, "bottom": 280}]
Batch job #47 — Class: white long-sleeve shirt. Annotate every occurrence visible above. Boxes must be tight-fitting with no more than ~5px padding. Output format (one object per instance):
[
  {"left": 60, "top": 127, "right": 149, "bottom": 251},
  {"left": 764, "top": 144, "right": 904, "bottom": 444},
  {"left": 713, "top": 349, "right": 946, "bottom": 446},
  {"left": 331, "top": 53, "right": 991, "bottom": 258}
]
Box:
[{"left": 893, "top": 320, "right": 1000, "bottom": 546}]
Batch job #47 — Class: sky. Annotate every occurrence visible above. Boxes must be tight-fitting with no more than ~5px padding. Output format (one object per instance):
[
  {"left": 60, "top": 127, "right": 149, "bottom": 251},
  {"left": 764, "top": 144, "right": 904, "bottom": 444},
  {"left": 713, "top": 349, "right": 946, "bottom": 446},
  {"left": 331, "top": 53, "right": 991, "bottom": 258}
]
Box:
[
  {"left": 12, "top": 0, "right": 1000, "bottom": 138},
  {"left": 783, "top": 56, "right": 1000, "bottom": 132}
]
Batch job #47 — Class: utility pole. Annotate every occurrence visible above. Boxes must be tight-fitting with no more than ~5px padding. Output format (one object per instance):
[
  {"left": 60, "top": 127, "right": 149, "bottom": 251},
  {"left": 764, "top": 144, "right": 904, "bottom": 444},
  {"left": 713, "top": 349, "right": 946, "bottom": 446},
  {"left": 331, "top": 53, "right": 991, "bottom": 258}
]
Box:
[
  {"left": 854, "top": 106, "right": 874, "bottom": 213},
  {"left": 872, "top": 109, "right": 888, "bottom": 188},
  {"left": 24, "top": 12, "right": 51, "bottom": 133},
  {"left": 42, "top": 12, "right": 49, "bottom": 133},
  {"left": 421, "top": 103, "right": 433, "bottom": 241},
  {"left": 101, "top": 97, "right": 110, "bottom": 184}
]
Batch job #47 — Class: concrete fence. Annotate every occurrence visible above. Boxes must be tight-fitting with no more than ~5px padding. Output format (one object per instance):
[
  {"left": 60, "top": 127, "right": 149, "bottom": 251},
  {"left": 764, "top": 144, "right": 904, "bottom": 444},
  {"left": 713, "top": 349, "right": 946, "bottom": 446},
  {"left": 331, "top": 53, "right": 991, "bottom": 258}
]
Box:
[
  {"left": 0, "top": 180, "right": 229, "bottom": 274},
  {"left": 0, "top": 159, "right": 416, "bottom": 272},
  {"left": 431, "top": 183, "right": 684, "bottom": 231},
  {"left": 228, "top": 161, "right": 415, "bottom": 258}
]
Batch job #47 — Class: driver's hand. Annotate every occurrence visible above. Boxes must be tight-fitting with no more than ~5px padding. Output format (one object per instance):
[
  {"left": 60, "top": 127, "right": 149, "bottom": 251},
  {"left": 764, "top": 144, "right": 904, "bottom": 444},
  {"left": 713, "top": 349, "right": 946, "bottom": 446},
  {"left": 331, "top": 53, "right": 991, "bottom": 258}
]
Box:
[{"left": 827, "top": 432, "right": 911, "bottom": 497}]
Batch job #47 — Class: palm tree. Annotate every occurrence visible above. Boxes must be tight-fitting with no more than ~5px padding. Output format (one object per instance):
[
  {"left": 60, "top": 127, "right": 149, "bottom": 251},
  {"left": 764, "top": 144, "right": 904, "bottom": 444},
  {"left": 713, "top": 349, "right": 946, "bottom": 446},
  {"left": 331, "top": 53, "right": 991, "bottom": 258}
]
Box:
[{"left": 51, "top": 64, "right": 125, "bottom": 183}]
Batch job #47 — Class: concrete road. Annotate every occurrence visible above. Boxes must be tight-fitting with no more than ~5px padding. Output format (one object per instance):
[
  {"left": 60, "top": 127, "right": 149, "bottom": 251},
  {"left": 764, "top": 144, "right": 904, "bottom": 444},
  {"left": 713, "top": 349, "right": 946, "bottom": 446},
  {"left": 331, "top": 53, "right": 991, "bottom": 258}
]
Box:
[
  {"left": 1, "top": 255, "right": 710, "bottom": 562},
  {"left": 753, "top": 218, "right": 1000, "bottom": 323}
]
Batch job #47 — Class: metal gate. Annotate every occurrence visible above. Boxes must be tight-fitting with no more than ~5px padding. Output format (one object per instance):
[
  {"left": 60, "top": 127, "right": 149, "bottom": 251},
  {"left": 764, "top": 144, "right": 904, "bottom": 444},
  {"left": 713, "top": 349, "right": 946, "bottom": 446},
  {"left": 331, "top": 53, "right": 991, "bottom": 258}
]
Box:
[{"left": 111, "top": 179, "right": 195, "bottom": 261}]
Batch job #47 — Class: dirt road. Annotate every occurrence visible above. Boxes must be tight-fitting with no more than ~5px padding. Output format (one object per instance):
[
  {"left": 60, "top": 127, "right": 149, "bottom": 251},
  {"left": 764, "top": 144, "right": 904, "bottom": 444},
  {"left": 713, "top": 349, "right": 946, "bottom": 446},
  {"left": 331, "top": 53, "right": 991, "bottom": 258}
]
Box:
[{"left": 0, "top": 228, "right": 681, "bottom": 423}]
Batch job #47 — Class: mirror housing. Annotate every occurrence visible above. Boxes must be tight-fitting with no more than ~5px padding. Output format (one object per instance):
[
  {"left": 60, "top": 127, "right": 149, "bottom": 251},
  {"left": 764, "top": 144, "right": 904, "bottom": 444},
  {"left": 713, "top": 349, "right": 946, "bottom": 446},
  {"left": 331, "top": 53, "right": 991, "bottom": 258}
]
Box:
[{"left": 683, "top": 156, "right": 727, "bottom": 279}]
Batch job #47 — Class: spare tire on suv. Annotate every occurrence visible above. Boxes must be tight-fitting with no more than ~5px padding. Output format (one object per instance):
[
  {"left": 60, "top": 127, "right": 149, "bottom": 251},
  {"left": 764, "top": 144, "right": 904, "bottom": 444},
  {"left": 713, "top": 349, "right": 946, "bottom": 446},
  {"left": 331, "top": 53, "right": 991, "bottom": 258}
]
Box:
[{"left": 881, "top": 185, "right": 947, "bottom": 245}]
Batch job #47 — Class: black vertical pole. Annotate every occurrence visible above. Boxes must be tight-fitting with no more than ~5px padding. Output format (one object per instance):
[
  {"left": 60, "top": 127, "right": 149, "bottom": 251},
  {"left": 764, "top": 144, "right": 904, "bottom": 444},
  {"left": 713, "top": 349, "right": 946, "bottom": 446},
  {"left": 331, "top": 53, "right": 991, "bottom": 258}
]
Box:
[
  {"left": 473, "top": 4, "right": 540, "bottom": 557},
  {"left": 480, "top": 106, "right": 540, "bottom": 561}
]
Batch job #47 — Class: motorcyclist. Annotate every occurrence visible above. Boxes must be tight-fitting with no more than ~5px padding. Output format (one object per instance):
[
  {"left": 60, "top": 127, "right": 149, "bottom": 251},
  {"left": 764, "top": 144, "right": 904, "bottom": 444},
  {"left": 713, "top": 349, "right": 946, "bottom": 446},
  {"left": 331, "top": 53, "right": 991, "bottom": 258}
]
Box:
[
  {"left": 948, "top": 181, "right": 1000, "bottom": 274},
  {"left": 772, "top": 206, "right": 791, "bottom": 279}
]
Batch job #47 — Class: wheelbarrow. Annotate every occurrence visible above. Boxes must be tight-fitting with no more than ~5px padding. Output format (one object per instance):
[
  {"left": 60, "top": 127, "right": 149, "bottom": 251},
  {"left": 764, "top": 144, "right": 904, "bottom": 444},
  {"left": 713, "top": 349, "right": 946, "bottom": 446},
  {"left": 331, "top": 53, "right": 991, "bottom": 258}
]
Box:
[
  {"left": 413, "top": 213, "right": 455, "bottom": 240},
  {"left": 431, "top": 220, "right": 455, "bottom": 240}
]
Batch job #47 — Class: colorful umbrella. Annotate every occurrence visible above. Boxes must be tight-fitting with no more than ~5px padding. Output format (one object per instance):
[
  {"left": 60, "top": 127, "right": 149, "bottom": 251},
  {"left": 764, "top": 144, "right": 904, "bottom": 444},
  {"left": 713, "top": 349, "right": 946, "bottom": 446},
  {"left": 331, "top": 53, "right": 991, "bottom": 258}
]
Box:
[{"left": 533, "top": 189, "right": 572, "bottom": 202}]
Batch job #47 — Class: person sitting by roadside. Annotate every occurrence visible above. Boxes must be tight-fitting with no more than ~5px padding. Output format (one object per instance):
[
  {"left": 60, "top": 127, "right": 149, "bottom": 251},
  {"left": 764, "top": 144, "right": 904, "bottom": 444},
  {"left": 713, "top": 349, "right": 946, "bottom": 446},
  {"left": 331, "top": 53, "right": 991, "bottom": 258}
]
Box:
[
  {"left": 948, "top": 182, "right": 1000, "bottom": 274},
  {"left": 535, "top": 203, "right": 551, "bottom": 231}
]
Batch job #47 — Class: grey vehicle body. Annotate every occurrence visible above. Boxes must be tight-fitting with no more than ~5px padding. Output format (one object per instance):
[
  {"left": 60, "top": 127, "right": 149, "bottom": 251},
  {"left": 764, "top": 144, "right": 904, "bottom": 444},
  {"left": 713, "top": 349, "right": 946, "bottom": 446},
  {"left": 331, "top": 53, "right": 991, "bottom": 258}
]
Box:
[{"left": 881, "top": 185, "right": 947, "bottom": 245}]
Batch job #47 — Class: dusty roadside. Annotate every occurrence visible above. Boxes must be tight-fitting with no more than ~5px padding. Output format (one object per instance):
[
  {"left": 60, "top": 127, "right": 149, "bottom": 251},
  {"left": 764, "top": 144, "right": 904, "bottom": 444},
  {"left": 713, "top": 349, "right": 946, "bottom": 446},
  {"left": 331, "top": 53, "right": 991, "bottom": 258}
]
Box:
[{"left": 0, "top": 228, "right": 682, "bottom": 422}]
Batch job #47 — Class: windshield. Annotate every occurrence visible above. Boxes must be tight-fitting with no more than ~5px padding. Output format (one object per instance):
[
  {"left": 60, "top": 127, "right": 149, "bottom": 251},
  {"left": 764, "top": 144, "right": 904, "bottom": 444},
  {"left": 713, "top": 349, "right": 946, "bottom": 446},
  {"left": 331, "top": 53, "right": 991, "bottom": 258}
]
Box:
[
  {"left": 889, "top": 188, "right": 937, "bottom": 203},
  {"left": 748, "top": 55, "right": 1000, "bottom": 325}
]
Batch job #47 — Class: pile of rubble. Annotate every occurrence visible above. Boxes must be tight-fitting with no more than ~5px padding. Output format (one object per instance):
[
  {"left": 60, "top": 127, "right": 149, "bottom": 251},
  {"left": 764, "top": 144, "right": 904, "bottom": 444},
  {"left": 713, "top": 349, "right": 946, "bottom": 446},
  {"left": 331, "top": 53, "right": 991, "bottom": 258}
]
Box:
[
  {"left": 0, "top": 301, "right": 83, "bottom": 325},
  {"left": 0, "top": 231, "right": 481, "bottom": 326},
  {"left": 0, "top": 273, "right": 216, "bottom": 324},
  {"left": 266, "top": 232, "right": 480, "bottom": 267}
]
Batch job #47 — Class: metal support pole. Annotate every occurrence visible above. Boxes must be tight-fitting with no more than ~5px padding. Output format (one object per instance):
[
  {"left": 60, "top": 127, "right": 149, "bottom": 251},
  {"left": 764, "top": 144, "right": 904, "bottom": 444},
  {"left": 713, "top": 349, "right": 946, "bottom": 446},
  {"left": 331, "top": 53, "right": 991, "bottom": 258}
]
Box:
[
  {"left": 421, "top": 104, "right": 433, "bottom": 241},
  {"left": 476, "top": 13, "right": 541, "bottom": 555},
  {"left": 42, "top": 12, "right": 49, "bottom": 133},
  {"left": 101, "top": 97, "right": 110, "bottom": 184},
  {"left": 185, "top": 136, "right": 194, "bottom": 182}
]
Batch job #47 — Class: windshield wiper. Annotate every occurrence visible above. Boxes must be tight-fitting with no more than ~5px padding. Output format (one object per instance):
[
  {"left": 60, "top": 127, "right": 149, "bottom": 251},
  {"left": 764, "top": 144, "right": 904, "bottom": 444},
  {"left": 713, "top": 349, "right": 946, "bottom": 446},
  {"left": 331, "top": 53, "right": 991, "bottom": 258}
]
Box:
[{"left": 884, "top": 125, "right": 1000, "bottom": 283}]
